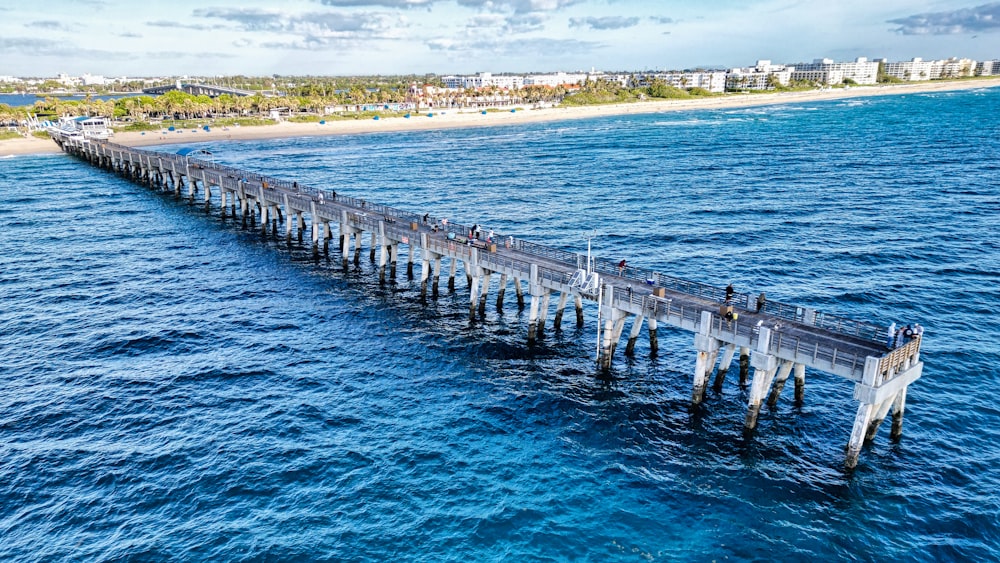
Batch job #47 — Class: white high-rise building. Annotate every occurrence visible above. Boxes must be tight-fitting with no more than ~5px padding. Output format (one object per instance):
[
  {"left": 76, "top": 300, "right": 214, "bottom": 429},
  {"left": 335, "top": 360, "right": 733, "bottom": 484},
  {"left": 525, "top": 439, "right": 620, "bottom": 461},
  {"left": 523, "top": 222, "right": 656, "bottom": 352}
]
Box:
[
  {"left": 881, "top": 58, "right": 935, "bottom": 81},
  {"left": 790, "top": 57, "right": 879, "bottom": 85},
  {"left": 725, "top": 60, "right": 793, "bottom": 90}
]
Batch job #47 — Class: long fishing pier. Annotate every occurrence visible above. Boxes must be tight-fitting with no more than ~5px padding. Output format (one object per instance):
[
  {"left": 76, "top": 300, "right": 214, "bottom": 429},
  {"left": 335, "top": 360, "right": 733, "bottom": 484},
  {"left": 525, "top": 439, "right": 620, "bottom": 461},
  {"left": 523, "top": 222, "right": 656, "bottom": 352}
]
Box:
[{"left": 53, "top": 134, "right": 924, "bottom": 468}]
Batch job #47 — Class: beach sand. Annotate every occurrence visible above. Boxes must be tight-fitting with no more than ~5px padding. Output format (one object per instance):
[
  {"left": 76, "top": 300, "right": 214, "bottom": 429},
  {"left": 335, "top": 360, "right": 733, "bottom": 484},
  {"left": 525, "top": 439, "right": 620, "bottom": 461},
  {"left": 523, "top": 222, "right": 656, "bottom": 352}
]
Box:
[{"left": 4, "top": 78, "right": 999, "bottom": 158}]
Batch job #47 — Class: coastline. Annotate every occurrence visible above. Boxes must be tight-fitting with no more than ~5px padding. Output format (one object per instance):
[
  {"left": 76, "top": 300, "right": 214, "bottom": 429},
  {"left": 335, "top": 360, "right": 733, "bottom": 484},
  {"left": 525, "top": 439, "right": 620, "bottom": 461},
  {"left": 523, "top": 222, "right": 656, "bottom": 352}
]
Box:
[{"left": 4, "top": 77, "right": 999, "bottom": 158}]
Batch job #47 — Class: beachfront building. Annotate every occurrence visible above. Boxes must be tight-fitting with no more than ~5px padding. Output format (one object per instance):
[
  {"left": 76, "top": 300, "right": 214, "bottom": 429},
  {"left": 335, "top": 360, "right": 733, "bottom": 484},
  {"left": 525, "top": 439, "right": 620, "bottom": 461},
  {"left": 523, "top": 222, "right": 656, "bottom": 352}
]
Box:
[
  {"left": 881, "top": 57, "right": 935, "bottom": 81},
  {"left": 790, "top": 57, "right": 879, "bottom": 85},
  {"left": 523, "top": 72, "right": 589, "bottom": 87},
  {"left": 441, "top": 72, "right": 524, "bottom": 90},
  {"left": 725, "top": 60, "right": 793, "bottom": 91},
  {"left": 932, "top": 58, "right": 977, "bottom": 79},
  {"left": 80, "top": 73, "right": 107, "bottom": 86},
  {"left": 976, "top": 60, "right": 1000, "bottom": 76},
  {"left": 633, "top": 71, "right": 727, "bottom": 93}
]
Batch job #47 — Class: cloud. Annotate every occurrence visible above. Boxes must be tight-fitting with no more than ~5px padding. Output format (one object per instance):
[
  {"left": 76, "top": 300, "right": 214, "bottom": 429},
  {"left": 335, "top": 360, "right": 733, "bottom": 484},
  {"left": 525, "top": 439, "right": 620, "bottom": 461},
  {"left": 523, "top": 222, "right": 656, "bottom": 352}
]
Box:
[
  {"left": 456, "top": 0, "right": 580, "bottom": 14},
  {"left": 649, "top": 16, "right": 675, "bottom": 25},
  {"left": 506, "top": 13, "right": 546, "bottom": 32},
  {"left": 888, "top": 2, "right": 1000, "bottom": 35},
  {"left": 146, "top": 20, "right": 216, "bottom": 31},
  {"left": 568, "top": 16, "right": 639, "bottom": 30},
  {"left": 427, "top": 35, "right": 598, "bottom": 57},
  {"left": 466, "top": 14, "right": 505, "bottom": 28},
  {"left": 317, "top": 0, "right": 434, "bottom": 6},
  {"left": 192, "top": 8, "right": 288, "bottom": 32},
  {"left": 0, "top": 37, "right": 130, "bottom": 60},
  {"left": 25, "top": 20, "right": 78, "bottom": 32},
  {"left": 144, "top": 50, "right": 238, "bottom": 60},
  {"left": 117, "top": 31, "right": 142, "bottom": 38},
  {"left": 297, "top": 11, "right": 400, "bottom": 35}
]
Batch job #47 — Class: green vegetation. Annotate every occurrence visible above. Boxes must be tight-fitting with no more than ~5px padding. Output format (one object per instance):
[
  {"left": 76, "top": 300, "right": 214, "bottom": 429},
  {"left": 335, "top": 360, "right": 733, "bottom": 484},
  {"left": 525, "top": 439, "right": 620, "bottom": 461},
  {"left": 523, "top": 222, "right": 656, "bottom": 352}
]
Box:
[
  {"left": 0, "top": 131, "right": 21, "bottom": 141},
  {"left": 562, "top": 76, "right": 719, "bottom": 106},
  {"left": 31, "top": 130, "right": 49, "bottom": 139}
]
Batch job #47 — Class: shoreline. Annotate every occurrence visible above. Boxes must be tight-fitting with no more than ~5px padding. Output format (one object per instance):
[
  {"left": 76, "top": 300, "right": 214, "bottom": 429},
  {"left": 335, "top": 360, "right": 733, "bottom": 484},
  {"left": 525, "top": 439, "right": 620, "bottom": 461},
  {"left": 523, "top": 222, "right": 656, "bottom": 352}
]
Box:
[{"left": 4, "top": 78, "right": 999, "bottom": 158}]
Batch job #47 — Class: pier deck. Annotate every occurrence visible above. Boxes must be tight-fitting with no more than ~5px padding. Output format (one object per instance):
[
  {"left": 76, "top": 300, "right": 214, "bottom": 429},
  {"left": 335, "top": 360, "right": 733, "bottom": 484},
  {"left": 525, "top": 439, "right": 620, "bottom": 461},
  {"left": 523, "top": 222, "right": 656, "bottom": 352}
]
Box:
[{"left": 53, "top": 135, "right": 923, "bottom": 468}]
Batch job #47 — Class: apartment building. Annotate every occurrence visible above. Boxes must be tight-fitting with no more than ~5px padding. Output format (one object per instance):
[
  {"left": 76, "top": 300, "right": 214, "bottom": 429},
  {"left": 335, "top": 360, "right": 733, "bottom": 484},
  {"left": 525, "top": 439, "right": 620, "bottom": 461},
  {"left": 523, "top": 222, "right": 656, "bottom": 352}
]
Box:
[{"left": 790, "top": 57, "right": 879, "bottom": 85}]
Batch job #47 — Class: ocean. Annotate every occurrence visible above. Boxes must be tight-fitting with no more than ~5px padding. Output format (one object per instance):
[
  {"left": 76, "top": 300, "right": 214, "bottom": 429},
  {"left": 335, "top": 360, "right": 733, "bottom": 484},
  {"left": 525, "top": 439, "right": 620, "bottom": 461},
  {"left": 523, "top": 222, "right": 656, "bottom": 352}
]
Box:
[{"left": 2, "top": 87, "right": 998, "bottom": 561}]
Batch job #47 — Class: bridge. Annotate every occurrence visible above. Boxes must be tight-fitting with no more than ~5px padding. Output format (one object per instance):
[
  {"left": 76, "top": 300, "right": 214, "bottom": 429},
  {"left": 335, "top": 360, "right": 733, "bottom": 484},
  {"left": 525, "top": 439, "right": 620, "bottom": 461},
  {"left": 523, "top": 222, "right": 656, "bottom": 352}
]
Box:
[
  {"left": 142, "top": 82, "right": 256, "bottom": 98},
  {"left": 51, "top": 133, "right": 924, "bottom": 468}
]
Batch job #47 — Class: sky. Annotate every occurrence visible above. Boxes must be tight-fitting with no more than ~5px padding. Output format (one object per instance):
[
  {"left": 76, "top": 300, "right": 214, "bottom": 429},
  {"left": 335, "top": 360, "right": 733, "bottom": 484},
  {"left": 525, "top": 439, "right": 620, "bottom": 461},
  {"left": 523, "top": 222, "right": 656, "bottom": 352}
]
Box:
[{"left": 1, "top": 0, "right": 998, "bottom": 77}]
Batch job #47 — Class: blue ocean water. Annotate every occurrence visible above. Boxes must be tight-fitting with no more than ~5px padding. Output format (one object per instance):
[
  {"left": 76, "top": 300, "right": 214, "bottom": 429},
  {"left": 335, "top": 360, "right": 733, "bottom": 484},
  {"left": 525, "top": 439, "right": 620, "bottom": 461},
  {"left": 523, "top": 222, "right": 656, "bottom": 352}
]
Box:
[{"left": 2, "top": 87, "right": 999, "bottom": 561}]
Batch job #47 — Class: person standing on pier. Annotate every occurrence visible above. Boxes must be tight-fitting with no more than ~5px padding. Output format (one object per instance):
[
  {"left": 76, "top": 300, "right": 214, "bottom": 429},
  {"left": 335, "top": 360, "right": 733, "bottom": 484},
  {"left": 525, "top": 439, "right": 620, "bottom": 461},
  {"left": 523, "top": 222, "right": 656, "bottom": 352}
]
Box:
[
  {"left": 618, "top": 259, "right": 627, "bottom": 275},
  {"left": 756, "top": 292, "right": 766, "bottom": 313},
  {"left": 726, "top": 283, "right": 734, "bottom": 301}
]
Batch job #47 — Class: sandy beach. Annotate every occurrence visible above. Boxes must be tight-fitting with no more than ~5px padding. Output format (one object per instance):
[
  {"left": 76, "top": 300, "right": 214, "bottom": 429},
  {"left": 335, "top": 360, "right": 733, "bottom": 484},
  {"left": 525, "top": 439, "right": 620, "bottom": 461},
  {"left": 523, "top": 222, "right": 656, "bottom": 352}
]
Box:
[{"left": 4, "top": 78, "right": 999, "bottom": 158}]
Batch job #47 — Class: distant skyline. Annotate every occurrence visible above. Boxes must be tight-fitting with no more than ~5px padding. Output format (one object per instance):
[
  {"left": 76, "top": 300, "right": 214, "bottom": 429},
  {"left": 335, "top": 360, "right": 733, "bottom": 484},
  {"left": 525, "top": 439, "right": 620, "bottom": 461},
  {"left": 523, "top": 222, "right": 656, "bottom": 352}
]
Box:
[{"left": 2, "top": 1, "right": 999, "bottom": 77}]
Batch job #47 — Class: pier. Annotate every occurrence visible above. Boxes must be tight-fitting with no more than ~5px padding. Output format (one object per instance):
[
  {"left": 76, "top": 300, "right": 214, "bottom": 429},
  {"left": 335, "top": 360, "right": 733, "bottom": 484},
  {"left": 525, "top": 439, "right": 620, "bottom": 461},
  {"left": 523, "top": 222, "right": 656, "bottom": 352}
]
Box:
[{"left": 52, "top": 135, "right": 924, "bottom": 468}]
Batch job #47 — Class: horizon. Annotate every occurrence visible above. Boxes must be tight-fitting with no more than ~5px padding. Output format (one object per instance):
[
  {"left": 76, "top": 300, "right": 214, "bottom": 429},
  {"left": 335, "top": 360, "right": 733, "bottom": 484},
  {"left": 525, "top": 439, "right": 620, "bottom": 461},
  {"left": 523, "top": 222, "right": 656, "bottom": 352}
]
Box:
[{"left": 2, "top": 1, "right": 999, "bottom": 77}]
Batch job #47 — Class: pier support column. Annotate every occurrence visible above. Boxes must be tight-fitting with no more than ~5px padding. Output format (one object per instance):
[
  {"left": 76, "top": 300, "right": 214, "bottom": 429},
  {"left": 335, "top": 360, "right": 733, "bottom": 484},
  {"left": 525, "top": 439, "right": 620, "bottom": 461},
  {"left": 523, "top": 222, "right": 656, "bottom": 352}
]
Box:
[
  {"left": 339, "top": 211, "right": 351, "bottom": 264},
  {"left": 766, "top": 361, "right": 796, "bottom": 407},
  {"left": 464, "top": 260, "right": 473, "bottom": 289},
  {"left": 739, "top": 346, "right": 751, "bottom": 386},
  {"left": 283, "top": 195, "right": 293, "bottom": 241},
  {"left": 553, "top": 291, "right": 569, "bottom": 331},
  {"left": 624, "top": 314, "right": 645, "bottom": 356},
  {"left": 353, "top": 232, "right": 362, "bottom": 265},
  {"left": 389, "top": 243, "right": 398, "bottom": 280},
  {"left": 432, "top": 257, "right": 442, "bottom": 297},
  {"left": 309, "top": 202, "right": 320, "bottom": 255},
  {"left": 794, "top": 363, "right": 806, "bottom": 403},
  {"left": 597, "top": 288, "right": 627, "bottom": 370},
  {"left": 496, "top": 273, "right": 508, "bottom": 312},
  {"left": 526, "top": 265, "right": 541, "bottom": 345},
  {"left": 419, "top": 234, "right": 432, "bottom": 300},
  {"left": 514, "top": 278, "right": 525, "bottom": 309},
  {"left": 713, "top": 343, "right": 738, "bottom": 392},
  {"left": 467, "top": 249, "right": 481, "bottom": 320},
  {"left": 693, "top": 311, "right": 720, "bottom": 405},
  {"left": 406, "top": 243, "right": 414, "bottom": 280},
  {"left": 537, "top": 290, "right": 552, "bottom": 334},
  {"left": 478, "top": 271, "right": 491, "bottom": 316},
  {"left": 890, "top": 387, "right": 908, "bottom": 441},
  {"left": 745, "top": 327, "right": 778, "bottom": 430},
  {"left": 448, "top": 260, "right": 457, "bottom": 291},
  {"left": 648, "top": 317, "right": 659, "bottom": 356},
  {"left": 575, "top": 294, "right": 584, "bottom": 327},
  {"left": 378, "top": 222, "right": 388, "bottom": 284}
]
